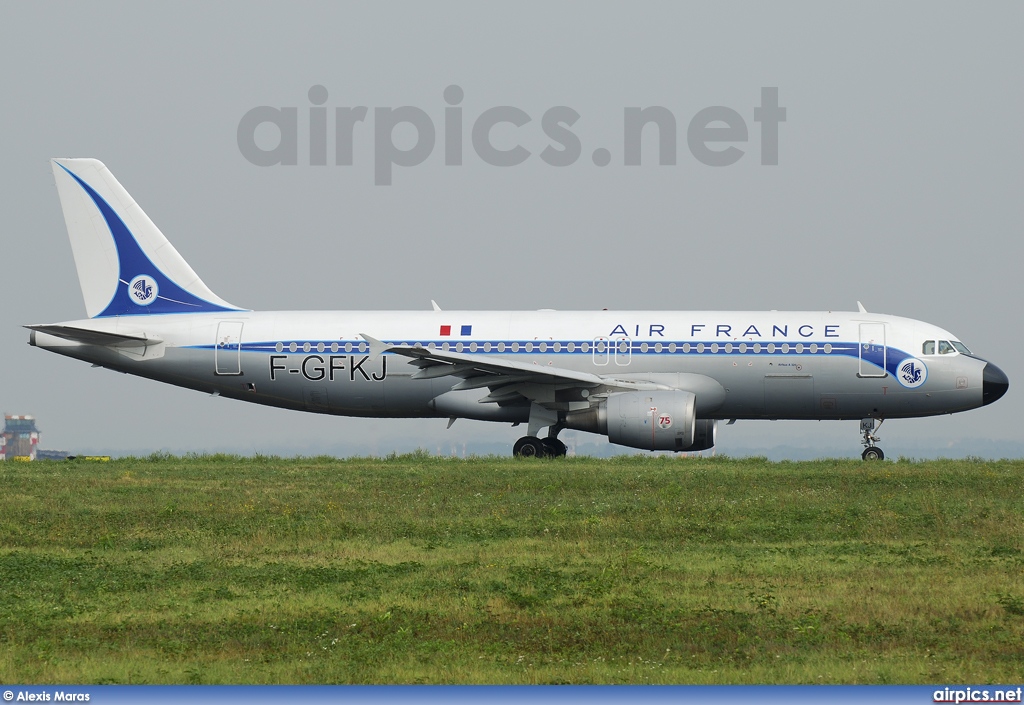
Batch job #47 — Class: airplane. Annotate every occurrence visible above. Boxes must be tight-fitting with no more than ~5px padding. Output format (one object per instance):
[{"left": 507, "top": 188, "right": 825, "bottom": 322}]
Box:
[{"left": 27, "top": 158, "right": 1009, "bottom": 460}]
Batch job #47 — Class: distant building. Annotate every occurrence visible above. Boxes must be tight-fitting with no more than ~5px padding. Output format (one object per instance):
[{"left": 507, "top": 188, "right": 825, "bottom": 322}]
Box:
[{"left": 1, "top": 415, "right": 40, "bottom": 461}]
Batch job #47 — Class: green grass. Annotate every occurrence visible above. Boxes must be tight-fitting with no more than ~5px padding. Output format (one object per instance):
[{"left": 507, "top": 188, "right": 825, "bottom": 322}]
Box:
[{"left": 0, "top": 453, "right": 1022, "bottom": 684}]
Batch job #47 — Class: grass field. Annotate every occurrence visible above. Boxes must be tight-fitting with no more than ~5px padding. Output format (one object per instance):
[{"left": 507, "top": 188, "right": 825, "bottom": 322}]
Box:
[{"left": 0, "top": 454, "right": 1022, "bottom": 684}]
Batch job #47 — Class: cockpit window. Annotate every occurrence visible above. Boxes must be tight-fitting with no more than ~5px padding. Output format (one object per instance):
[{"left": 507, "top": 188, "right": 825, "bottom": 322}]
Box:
[
  {"left": 951, "top": 341, "right": 972, "bottom": 355},
  {"left": 922, "top": 341, "right": 935, "bottom": 355},
  {"left": 938, "top": 340, "right": 956, "bottom": 354}
]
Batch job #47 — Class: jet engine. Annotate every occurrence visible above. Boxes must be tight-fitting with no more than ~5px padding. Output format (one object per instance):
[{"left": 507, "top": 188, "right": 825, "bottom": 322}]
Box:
[{"left": 564, "top": 390, "right": 715, "bottom": 452}]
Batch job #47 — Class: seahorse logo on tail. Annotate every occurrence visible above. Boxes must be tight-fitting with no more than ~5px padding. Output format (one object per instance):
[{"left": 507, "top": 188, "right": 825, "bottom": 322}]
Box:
[{"left": 128, "top": 274, "right": 158, "bottom": 306}]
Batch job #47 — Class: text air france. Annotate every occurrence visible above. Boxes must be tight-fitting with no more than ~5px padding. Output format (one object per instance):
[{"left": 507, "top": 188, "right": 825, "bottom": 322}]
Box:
[{"left": 608, "top": 323, "right": 841, "bottom": 339}]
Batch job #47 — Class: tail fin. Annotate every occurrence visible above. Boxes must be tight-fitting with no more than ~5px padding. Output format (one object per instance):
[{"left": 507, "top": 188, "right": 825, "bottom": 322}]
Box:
[{"left": 51, "top": 158, "right": 244, "bottom": 317}]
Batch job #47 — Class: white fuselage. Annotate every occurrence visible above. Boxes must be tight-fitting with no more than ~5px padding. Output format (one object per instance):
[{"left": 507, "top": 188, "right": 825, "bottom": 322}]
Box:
[{"left": 31, "top": 308, "right": 990, "bottom": 423}]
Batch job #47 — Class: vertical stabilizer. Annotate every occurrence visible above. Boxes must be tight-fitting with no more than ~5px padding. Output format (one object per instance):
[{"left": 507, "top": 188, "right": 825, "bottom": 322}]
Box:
[{"left": 51, "top": 158, "right": 243, "bottom": 317}]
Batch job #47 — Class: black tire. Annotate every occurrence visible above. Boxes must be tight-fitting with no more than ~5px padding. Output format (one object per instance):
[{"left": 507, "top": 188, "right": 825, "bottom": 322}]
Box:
[
  {"left": 542, "top": 438, "right": 567, "bottom": 457},
  {"left": 862, "top": 446, "right": 885, "bottom": 461},
  {"left": 513, "top": 436, "right": 546, "bottom": 458}
]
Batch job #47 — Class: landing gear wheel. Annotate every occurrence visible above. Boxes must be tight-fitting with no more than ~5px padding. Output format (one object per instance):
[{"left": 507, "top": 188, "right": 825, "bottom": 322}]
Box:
[
  {"left": 542, "top": 438, "right": 567, "bottom": 457},
  {"left": 859, "top": 418, "right": 885, "bottom": 461},
  {"left": 513, "top": 436, "right": 546, "bottom": 458},
  {"left": 862, "top": 446, "right": 884, "bottom": 461}
]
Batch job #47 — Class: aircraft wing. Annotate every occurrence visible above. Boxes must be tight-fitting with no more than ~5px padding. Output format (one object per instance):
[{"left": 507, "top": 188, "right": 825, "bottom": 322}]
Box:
[{"left": 360, "top": 334, "right": 670, "bottom": 406}]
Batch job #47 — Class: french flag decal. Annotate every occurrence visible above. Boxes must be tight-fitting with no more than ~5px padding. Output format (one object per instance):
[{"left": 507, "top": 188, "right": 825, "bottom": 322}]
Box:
[{"left": 439, "top": 324, "right": 473, "bottom": 336}]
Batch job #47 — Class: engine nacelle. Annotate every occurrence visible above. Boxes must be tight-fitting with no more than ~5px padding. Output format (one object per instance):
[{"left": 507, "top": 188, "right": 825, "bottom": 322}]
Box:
[{"left": 565, "top": 390, "right": 706, "bottom": 451}]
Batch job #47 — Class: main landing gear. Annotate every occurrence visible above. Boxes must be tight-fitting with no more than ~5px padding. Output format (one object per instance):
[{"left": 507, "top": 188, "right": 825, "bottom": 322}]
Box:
[
  {"left": 860, "top": 418, "right": 884, "bottom": 460},
  {"left": 513, "top": 431, "right": 568, "bottom": 458},
  {"left": 512, "top": 405, "right": 568, "bottom": 458}
]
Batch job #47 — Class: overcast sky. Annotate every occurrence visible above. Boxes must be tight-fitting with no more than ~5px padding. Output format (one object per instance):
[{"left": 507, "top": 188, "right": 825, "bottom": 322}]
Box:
[{"left": 1, "top": 2, "right": 1021, "bottom": 458}]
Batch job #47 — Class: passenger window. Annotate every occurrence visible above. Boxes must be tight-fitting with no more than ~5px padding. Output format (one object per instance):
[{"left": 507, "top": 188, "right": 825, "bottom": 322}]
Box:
[
  {"left": 938, "top": 340, "right": 955, "bottom": 354},
  {"left": 922, "top": 341, "right": 935, "bottom": 355}
]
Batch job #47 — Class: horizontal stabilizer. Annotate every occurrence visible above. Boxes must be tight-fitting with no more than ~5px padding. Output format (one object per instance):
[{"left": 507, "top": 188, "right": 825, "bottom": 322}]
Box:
[{"left": 24, "top": 324, "right": 161, "bottom": 347}]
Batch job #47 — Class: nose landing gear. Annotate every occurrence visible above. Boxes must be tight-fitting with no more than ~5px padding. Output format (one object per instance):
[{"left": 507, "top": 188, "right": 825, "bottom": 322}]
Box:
[{"left": 860, "top": 418, "right": 884, "bottom": 460}]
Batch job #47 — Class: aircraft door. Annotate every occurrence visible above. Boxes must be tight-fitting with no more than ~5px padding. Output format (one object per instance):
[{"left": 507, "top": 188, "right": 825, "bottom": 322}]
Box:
[
  {"left": 858, "top": 323, "right": 887, "bottom": 378},
  {"left": 614, "top": 336, "right": 632, "bottom": 366},
  {"left": 215, "top": 321, "right": 244, "bottom": 375}
]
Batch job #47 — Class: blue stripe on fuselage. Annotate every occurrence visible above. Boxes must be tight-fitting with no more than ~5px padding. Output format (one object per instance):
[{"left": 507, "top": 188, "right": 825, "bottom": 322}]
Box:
[{"left": 186, "top": 339, "right": 914, "bottom": 375}]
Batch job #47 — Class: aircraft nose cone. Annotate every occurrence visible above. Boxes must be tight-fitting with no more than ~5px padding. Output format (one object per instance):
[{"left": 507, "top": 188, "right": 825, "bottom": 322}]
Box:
[{"left": 982, "top": 363, "right": 1009, "bottom": 406}]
